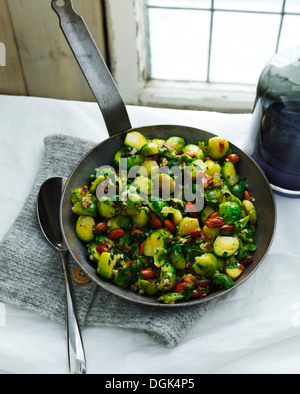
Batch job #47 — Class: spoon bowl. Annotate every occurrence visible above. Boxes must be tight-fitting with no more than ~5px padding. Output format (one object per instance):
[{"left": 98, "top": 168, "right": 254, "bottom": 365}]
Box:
[{"left": 37, "top": 177, "right": 87, "bottom": 375}]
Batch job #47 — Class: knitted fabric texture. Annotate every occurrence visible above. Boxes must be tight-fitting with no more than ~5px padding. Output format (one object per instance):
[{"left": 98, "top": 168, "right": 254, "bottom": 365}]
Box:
[{"left": 0, "top": 134, "right": 217, "bottom": 348}]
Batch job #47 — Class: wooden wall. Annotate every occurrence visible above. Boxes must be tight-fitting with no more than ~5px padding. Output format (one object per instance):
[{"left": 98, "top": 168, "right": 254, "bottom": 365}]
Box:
[{"left": 0, "top": 0, "right": 107, "bottom": 102}]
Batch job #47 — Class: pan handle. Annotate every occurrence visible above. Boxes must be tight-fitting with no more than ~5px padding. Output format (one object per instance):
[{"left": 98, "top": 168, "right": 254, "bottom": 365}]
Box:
[{"left": 51, "top": 0, "right": 132, "bottom": 137}]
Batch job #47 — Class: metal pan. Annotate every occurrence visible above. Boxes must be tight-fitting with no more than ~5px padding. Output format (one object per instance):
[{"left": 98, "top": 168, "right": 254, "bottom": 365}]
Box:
[{"left": 53, "top": 0, "right": 276, "bottom": 307}]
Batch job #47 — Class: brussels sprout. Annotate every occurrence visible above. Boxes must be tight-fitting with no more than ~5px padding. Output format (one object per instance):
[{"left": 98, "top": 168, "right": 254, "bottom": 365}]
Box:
[
  {"left": 212, "top": 273, "right": 235, "bottom": 289},
  {"left": 158, "top": 146, "right": 177, "bottom": 160},
  {"left": 232, "top": 183, "right": 246, "bottom": 201},
  {"left": 203, "top": 225, "right": 219, "bottom": 240},
  {"left": 172, "top": 209, "right": 183, "bottom": 227},
  {"left": 108, "top": 215, "right": 131, "bottom": 231},
  {"left": 193, "top": 253, "right": 218, "bottom": 277},
  {"left": 131, "top": 207, "right": 149, "bottom": 228},
  {"left": 157, "top": 293, "right": 184, "bottom": 304},
  {"left": 152, "top": 138, "right": 165, "bottom": 148},
  {"left": 97, "top": 252, "right": 118, "bottom": 280},
  {"left": 219, "top": 201, "right": 242, "bottom": 225},
  {"left": 157, "top": 228, "right": 172, "bottom": 238},
  {"left": 97, "top": 199, "right": 116, "bottom": 219},
  {"left": 125, "top": 131, "right": 148, "bottom": 151},
  {"left": 182, "top": 144, "right": 204, "bottom": 160},
  {"left": 137, "top": 278, "right": 158, "bottom": 296},
  {"left": 208, "top": 137, "right": 229, "bottom": 160},
  {"left": 204, "top": 189, "right": 223, "bottom": 207},
  {"left": 242, "top": 200, "right": 257, "bottom": 225},
  {"left": 170, "top": 249, "right": 186, "bottom": 270},
  {"left": 90, "top": 175, "right": 105, "bottom": 194},
  {"left": 144, "top": 231, "right": 166, "bottom": 257},
  {"left": 73, "top": 199, "right": 98, "bottom": 218},
  {"left": 198, "top": 141, "right": 210, "bottom": 156},
  {"left": 76, "top": 216, "right": 96, "bottom": 243},
  {"left": 201, "top": 205, "right": 215, "bottom": 224},
  {"left": 165, "top": 136, "right": 186, "bottom": 154},
  {"left": 154, "top": 248, "right": 168, "bottom": 267},
  {"left": 222, "top": 162, "right": 239, "bottom": 187},
  {"left": 226, "top": 262, "right": 243, "bottom": 280},
  {"left": 213, "top": 236, "right": 240, "bottom": 258},
  {"left": 126, "top": 155, "right": 144, "bottom": 170},
  {"left": 205, "top": 160, "right": 222, "bottom": 177},
  {"left": 114, "top": 147, "right": 130, "bottom": 165},
  {"left": 177, "top": 217, "right": 200, "bottom": 237},
  {"left": 157, "top": 262, "right": 177, "bottom": 291},
  {"left": 152, "top": 173, "right": 175, "bottom": 195},
  {"left": 141, "top": 159, "right": 160, "bottom": 177},
  {"left": 126, "top": 192, "right": 143, "bottom": 216},
  {"left": 132, "top": 176, "right": 152, "bottom": 196},
  {"left": 87, "top": 243, "right": 102, "bottom": 263},
  {"left": 70, "top": 187, "right": 89, "bottom": 205},
  {"left": 140, "top": 142, "right": 159, "bottom": 156}
]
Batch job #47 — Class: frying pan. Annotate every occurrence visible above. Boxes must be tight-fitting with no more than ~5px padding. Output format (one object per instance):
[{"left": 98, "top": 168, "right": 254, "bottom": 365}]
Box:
[{"left": 53, "top": 0, "right": 276, "bottom": 307}]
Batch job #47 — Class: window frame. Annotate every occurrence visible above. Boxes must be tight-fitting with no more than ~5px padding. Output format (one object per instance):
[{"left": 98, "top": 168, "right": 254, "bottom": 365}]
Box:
[{"left": 104, "top": 0, "right": 265, "bottom": 113}]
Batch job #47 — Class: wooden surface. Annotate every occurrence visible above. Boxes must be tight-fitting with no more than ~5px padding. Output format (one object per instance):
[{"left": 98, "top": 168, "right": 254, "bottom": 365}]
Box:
[{"left": 0, "top": 0, "right": 107, "bottom": 101}]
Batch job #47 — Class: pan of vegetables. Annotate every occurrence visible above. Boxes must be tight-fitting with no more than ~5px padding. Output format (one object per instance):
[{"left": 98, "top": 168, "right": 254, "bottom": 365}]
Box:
[{"left": 53, "top": 0, "right": 276, "bottom": 306}]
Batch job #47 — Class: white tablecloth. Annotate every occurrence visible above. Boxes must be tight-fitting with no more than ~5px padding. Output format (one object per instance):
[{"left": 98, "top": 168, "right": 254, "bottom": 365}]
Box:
[{"left": 0, "top": 95, "right": 299, "bottom": 375}]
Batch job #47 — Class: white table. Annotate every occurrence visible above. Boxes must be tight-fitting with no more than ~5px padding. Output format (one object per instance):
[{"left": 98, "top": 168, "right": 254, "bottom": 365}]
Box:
[{"left": 0, "top": 95, "right": 299, "bottom": 375}]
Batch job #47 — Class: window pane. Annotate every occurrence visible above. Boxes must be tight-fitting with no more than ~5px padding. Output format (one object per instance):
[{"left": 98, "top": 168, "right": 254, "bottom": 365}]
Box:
[
  {"left": 285, "top": 0, "right": 300, "bottom": 14},
  {"left": 147, "top": 0, "right": 211, "bottom": 9},
  {"left": 210, "top": 12, "right": 281, "bottom": 84},
  {"left": 278, "top": 15, "right": 300, "bottom": 51},
  {"left": 214, "top": 0, "right": 283, "bottom": 13},
  {"left": 148, "top": 8, "right": 211, "bottom": 81}
]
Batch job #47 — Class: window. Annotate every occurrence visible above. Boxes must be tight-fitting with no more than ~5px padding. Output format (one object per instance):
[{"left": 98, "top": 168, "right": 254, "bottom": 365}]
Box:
[{"left": 106, "top": 0, "right": 300, "bottom": 112}]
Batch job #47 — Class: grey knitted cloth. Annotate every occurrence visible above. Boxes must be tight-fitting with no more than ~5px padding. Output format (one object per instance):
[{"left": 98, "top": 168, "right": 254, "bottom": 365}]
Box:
[{"left": 0, "top": 134, "right": 217, "bottom": 348}]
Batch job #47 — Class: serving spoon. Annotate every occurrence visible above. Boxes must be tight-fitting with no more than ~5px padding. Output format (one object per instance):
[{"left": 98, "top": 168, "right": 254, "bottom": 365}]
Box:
[{"left": 37, "top": 177, "right": 87, "bottom": 374}]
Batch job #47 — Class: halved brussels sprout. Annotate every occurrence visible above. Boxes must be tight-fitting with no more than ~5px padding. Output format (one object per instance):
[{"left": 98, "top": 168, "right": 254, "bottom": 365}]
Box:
[
  {"left": 157, "top": 293, "right": 184, "bottom": 304},
  {"left": 212, "top": 273, "right": 235, "bottom": 289},
  {"left": 141, "top": 159, "right": 160, "bottom": 177},
  {"left": 152, "top": 173, "right": 175, "bottom": 195},
  {"left": 222, "top": 162, "right": 239, "bottom": 187},
  {"left": 143, "top": 231, "right": 166, "bottom": 257},
  {"left": 76, "top": 216, "right": 95, "bottom": 243},
  {"left": 208, "top": 137, "right": 229, "bottom": 160},
  {"left": 97, "top": 252, "right": 118, "bottom": 280},
  {"left": 242, "top": 200, "right": 257, "bottom": 225},
  {"left": 156, "top": 262, "right": 176, "bottom": 291},
  {"left": 132, "top": 176, "right": 153, "bottom": 196},
  {"left": 151, "top": 138, "right": 165, "bottom": 148},
  {"left": 182, "top": 144, "right": 204, "bottom": 159},
  {"left": 205, "top": 160, "right": 222, "bottom": 177},
  {"left": 73, "top": 199, "right": 98, "bottom": 218},
  {"left": 125, "top": 131, "right": 148, "bottom": 151},
  {"left": 131, "top": 207, "right": 149, "bottom": 228},
  {"left": 90, "top": 175, "right": 105, "bottom": 194},
  {"left": 213, "top": 236, "right": 240, "bottom": 258},
  {"left": 193, "top": 253, "right": 218, "bottom": 277},
  {"left": 97, "top": 198, "right": 116, "bottom": 219},
  {"left": 177, "top": 217, "right": 200, "bottom": 237},
  {"left": 154, "top": 248, "right": 168, "bottom": 267},
  {"left": 165, "top": 136, "right": 186, "bottom": 153},
  {"left": 126, "top": 192, "right": 143, "bottom": 216},
  {"left": 70, "top": 187, "right": 89, "bottom": 205},
  {"left": 140, "top": 142, "right": 159, "bottom": 156},
  {"left": 137, "top": 278, "right": 158, "bottom": 296},
  {"left": 170, "top": 249, "right": 186, "bottom": 270}
]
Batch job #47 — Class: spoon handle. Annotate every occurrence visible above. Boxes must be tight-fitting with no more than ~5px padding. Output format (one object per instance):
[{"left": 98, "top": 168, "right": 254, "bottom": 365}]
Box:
[{"left": 60, "top": 251, "right": 87, "bottom": 375}]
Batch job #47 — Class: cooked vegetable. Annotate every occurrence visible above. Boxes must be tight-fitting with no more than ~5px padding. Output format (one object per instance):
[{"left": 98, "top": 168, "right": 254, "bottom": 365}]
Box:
[
  {"left": 71, "top": 131, "right": 258, "bottom": 304},
  {"left": 125, "top": 131, "right": 148, "bottom": 151},
  {"left": 76, "top": 216, "right": 95, "bottom": 243}
]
